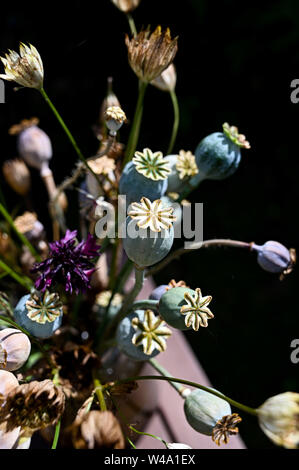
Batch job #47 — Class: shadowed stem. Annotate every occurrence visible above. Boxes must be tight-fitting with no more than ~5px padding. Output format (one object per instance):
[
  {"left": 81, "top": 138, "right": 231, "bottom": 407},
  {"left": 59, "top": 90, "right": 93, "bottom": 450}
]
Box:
[
  {"left": 39, "top": 87, "right": 101, "bottom": 186},
  {"left": 149, "top": 358, "right": 189, "bottom": 396},
  {"left": 105, "top": 375, "right": 258, "bottom": 416},
  {"left": 0, "top": 259, "right": 33, "bottom": 290},
  {"left": 147, "top": 239, "right": 252, "bottom": 276},
  {"left": 0, "top": 202, "right": 41, "bottom": 261},
  {"left": 123, "top": 80, "right": 148, "bottom": 166},
  {"left": 93, "top": 378, "right": 107, "bottom": 411},
  {"left": 51, "top": 420, "right": 61, "bottom": 450},
  {"left": 126, "top": 13, "right": 137, "bottom": 36},
  {"left": 167, "top": 89, "right": 180, "bottom": 155}
]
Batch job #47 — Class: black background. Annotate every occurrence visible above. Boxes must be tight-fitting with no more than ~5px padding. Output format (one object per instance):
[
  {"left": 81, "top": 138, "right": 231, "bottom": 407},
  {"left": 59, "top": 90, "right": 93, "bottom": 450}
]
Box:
[{"left": 0, "top": 0, "right": 298, "bottom": 449}]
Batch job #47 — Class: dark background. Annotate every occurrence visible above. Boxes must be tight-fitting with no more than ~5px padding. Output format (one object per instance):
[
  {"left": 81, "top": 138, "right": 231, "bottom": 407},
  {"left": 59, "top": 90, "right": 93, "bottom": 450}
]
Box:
[{"left": 0, "top": 0, "right": 298, "bottom": 449}]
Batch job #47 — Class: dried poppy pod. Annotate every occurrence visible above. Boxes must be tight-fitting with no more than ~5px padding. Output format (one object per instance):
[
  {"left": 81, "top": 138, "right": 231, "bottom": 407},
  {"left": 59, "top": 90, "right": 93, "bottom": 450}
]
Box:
[
  {"left": 14, "top": 211, "right": 45, "bottom": 242},
  {"left": 0, "top": 369, "right": 19, "bottom": 395},
  {"left": 0, "top": 328, "right": 31, "bottom": 371},
  {"left": 2, "top": 159, "right": 31, "bottom": 196}
]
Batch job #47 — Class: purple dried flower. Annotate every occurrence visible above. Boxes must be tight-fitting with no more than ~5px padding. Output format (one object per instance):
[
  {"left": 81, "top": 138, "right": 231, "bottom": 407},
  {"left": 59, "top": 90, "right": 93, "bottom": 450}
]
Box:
[{"left": 31, "top": 230, "right": 101, "bottom": 294}]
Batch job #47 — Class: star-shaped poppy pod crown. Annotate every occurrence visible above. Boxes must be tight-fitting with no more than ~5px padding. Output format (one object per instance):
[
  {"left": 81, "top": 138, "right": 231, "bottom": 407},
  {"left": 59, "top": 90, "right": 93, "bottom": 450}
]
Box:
[
  {"left": 128, "top": 197, "right": 176, "bottom": 232},
  {"left": 180, "top": 288, "right": 214, "bottom": 331}
]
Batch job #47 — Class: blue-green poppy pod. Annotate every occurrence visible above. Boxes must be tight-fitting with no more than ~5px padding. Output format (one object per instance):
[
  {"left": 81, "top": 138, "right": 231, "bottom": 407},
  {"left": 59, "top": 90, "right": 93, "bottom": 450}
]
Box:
[
  {"left": 119, "top": 148, "right": 170, "bottom": 206},
  {"left": 123, "top": 197, "right": 176, "bottom": 268},
  {"left": 190, "top": 123, "right": 250, "bottom": 188},
  {"left": 14, "top": 291, "right": 63, "bottom": 339}
]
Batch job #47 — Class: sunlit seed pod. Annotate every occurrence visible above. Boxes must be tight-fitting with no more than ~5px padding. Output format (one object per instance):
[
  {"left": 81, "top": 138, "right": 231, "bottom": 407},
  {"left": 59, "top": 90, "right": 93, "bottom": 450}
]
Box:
[
  {"left": 2, "top": 159, "right": 31, "bottom": 196},
  {"left": 0, "top": 369, "right": 19, "bottom": 395},
  {"left": 17, "top": 124, "right": 52, "bottom": 171},
  {"left": 251, "top": 241, "right": 294, "bottom": 274},
  {"left": 0, "top": 328, "right": 31, "bottom": 371},
  {"left": 158, "top": 287, "right": 196, "bottom": 330},
  {"left": 184, "top": 388, "right": 231, "bottom": 435},
  {"left": 149, "top": 285, "right": 169, "bottom": 301}
]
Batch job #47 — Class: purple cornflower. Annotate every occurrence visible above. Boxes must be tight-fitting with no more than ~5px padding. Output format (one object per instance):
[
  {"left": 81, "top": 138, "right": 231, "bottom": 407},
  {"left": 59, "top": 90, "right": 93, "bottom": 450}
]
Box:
[{"left": 31, "top": 230, "right": 101, "bottom": 294}]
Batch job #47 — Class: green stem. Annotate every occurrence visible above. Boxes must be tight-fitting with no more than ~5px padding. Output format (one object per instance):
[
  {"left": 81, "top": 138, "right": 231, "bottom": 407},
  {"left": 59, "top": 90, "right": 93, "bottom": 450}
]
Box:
[
  {"left": 39, "top": 87, "right": 101, "bottom": 186},
  {"left": 0, "top": 259, "right": 33, "bottom": 291},
  {"left": 94, "top": 378, "right": 107, "bottom": 411},
  {"left": 126, "top": 13, "right": 137, "bottom": 36},
  {"left": 0, "top": 203, "right": 41, "bottom": 261},
  {"left": 123, "top": 81, "right": 148, "bottom": 166},
  {"left": 167, "top": 89, "right": 180, "bottom": 155},
  {"left": 105, "top": 375, "right": 258, "bottom": 417},
  {"left": 131, "top": 300, "right": 159, "bottom": 311},
  {"left": 51, "top": 420, "right": 61, "bottom": 449},
  {"left": 147, "top": 239, "right": 252, "bottom": 277},
  {"left": 149, "top": 358, "right": 188, "bottom": 396}
]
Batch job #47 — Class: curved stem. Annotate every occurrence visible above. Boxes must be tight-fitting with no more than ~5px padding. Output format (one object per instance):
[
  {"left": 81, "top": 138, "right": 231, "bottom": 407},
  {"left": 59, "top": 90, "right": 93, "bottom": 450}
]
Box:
[
  {"left": 0, "top": 203, "right": 41, "bottom": 261},
  {"left": 149, "top": 358, "right": 189, "bottom": 396},
  {"left": 167, "top": 89, "right": 180, "bottom": 155},
  {"left": 123, "top": 81, "right": 148, "bottom": 166},
  {"left": 39, "top": 87, "right": 101, "bottom": 186},
  {"left": 105, "top": 375, "right": 258, "bottom": 417},
  {"left": 131, "top": 300, "right": 159, "bottom": 311},
  {"left": 147, "top": 239, "right": 253, "bottom": 276}
]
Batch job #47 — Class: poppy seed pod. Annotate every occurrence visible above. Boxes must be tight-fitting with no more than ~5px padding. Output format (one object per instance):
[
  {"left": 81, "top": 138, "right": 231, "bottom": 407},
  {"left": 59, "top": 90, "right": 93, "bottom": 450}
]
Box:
[
  {"left": 149, "top": 285, "right": 168, "bottom": 301},
  {"left": 190, "top": 123, "right": 250, "bottom": 188},
  {"left": 0, "top": 371, "right": 20, "bottom": 449},
  {"left": 17, "top": 123, "right": 52, "bottom": 172},
  {"left": 251, "top": 241, "right": 295, "bottom": 277},
  {"left": 159, "top": 287, "right": 196, "bottom": 330},
  {"left": 14, "top": 292, "right": 63, "bottom": 339},
  {"left": 116, "top": 310, "right": 171, "bottom": 361},
  {"left": 123, "top": 217, "right": 174, "bottom": 268},
  {"left": 2, "top": 159, "right": 31, "bottom": 196},
  {"left": 184, "top": 388, "right": 231, "bottom": 436},
  {"left": 0, "top": 370, "right": 19, "bottom": 395},
  {"left": 0, "top": 328, "right": 31, "bottom": 371}
]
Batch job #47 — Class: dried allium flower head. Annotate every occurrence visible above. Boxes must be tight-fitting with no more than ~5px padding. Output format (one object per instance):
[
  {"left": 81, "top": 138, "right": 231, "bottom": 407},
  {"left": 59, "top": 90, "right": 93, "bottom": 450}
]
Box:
[
  {"left": 151, "top": 64, "right": 177, "bottom": 92},
  {"left": 25, "top": 291, "right": 63, "bottom": 324},
  {"left": 14, "top": 212, "right": 44, "bottom": 241},
  {"left": 128, "top": 197, "right": 176, "bottom": 232},
  {"left": 131, "top": 309, "right": 172, "bottom": 355},
  {"left": 222, "top": 122, "right": 251, "bottom": 149},
  {"left": 125, "top": 26, "right": 178, "bottom": 83},
  {"left": 87, "top": 156, "right": 116, "bottom": 176},
  {"left": 104, "top": 106, "right": 127, "bottom": 135},
  {"left": 133, "top": 148, "right": 171, "bottom": 181},
  {"left": 212, "top": 413, "right": 242, "bottom": 446},
  {"left": 31, "top": 229, "right": 101, "bottom": 294},
  {"left": 72, "top": 410, "right": 125, "bottom": 449},
  {"left": 111, "top": 0, "right": 141, "bottom": 12},
  {"left": 176, "top": 150, "right": 199, "bottom": 180},
  {"left": 0, "top": 379, "right": 65, "bottom": 433},
  {"left": 180, "top": 288, "right": 214, "bottom": 331},
  {"left": 257, "top": 392, "right": 299, "bottom": 449},
  {"left": 8, "top": 117, "right": 39, "bottom": 136},
  {"left": 0, "top": 43, "right": 44, "bottom": 89},
  {"left": 2, "top": 159, "right": 31, "bottom": 196}
]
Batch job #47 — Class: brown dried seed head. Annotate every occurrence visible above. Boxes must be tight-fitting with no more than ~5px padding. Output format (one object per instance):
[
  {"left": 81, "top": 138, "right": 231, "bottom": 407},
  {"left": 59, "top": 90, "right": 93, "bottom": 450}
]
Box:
[
  {"left": 0, "top": 379, "right": 65, "bottom": 433},
  {"left": 2, "top": 159, "right": 31, "bottom": 196},
  {"left": 125, "top": 26, "right": 178, "bottom": 83},
  {"left": 212, "top": 413, "right": 242, "bottom": 446},
  {"left": 72, "top": 410, "right": 125, "bottom": 449}
]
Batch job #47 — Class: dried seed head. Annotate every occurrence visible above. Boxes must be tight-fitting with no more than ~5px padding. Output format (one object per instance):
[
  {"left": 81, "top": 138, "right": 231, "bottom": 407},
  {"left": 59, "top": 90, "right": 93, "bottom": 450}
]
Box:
[
  {"left": 180, "top": 288, "right": 214, "bottom": 331},
  {"left": 166, "top": 279, "right": 188, "bottom": 290},
  {"left": 72, "top": 410, "right": 125, "bottom": 449},
  {"left": 125, "top": 26, "right": 178, "bottom": 83},
  {"left": 176, "top": 150, "right": 198, "bottom": 180},
  {"left": 2, "top": 159, "right": 31, "bottom": 196},
  {"left": 0, "top": 43, "right": 44, "bottom": 89},
  {"left": 212, "top": 413, "right": 242, "bottom": 446},
  {"left": 131, "top": 309, "right": 172, "bottom": 355},
  {"left": 25, "top": 291, "right": 63, "bottom": 325},
  {"left": 0, "top": 328, "right": 31, "bottom": 371},
  {"left": 151, "top": 64, "right": 177, "bottom": 92},
  {"left": 257, "top": 392, "right": 299, "bottom": 449},
  {"left": 87, "top": 156, "right": 116, "bottom": 176},
  {"left": 133, "top": 148, "right": 171, "bottom": 181},
  {"left": 15, "top": 120, "right": 52, "bottom": 172},
  {"left": 111, "top": 0, "right": 141, "bottom": 13},
  {"left": 128, "top": 197, "right": 176, "bottom": 232},
  {"left": 0, "top": 379, "right": 65, "bottom": 433},
  {"left": 14, "top": 212, "right": 44, "bottom": 241},
  {"left": 95, "top": 290, "right": 123, "bottom": 308},
  {"left": 104, "top": 106, "right": 127, "bottom": 135}
]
